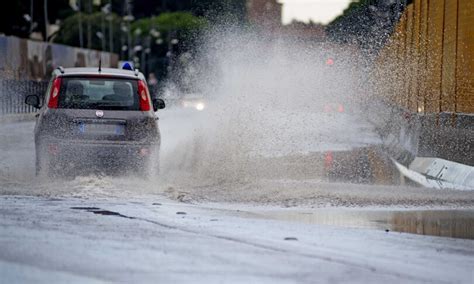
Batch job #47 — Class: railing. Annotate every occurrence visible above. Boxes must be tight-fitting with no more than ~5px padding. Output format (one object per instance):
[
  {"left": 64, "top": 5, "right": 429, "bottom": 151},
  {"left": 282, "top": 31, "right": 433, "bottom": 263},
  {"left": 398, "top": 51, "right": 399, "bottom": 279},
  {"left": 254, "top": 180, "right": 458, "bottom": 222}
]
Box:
[{"left": 0, "top": 80, "right": 48, "bottom": 115}]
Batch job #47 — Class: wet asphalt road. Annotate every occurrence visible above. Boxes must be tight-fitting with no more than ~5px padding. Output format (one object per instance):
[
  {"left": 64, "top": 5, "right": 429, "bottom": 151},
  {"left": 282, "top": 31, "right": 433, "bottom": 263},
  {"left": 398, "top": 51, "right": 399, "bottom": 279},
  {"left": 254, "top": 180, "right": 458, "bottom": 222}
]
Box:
[{"left": 1, "top": 195, "right": 474, "bottom": 283}]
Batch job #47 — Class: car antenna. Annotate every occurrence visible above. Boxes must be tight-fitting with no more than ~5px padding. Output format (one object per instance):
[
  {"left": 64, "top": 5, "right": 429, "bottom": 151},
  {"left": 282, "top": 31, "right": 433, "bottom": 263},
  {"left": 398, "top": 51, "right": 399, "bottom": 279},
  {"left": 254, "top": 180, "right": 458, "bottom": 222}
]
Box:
[{"left": 98, "top": 58, "right": 102, "bottom": 73}]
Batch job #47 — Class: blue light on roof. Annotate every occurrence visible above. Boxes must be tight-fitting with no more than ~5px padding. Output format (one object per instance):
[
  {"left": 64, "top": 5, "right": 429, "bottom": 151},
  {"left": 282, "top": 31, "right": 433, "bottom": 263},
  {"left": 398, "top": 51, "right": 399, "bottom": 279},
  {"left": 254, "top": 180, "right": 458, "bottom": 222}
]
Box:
[{"left": 122, "top": 62, "right": 134, "bottom": 70}]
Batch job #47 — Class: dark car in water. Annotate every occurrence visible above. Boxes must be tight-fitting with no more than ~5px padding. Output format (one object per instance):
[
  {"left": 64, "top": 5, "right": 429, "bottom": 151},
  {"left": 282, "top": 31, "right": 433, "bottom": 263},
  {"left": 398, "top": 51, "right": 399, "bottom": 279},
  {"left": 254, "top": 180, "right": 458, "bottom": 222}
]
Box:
[{"left": 25, "top": 67, "right": 165, "bottom": 177}]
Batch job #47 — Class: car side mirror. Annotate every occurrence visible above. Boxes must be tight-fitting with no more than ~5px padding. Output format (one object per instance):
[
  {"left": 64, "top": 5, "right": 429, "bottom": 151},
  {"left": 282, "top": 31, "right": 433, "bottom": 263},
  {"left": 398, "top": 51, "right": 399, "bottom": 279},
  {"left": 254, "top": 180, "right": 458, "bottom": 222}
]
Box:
[
  {"left": 25, "top": 95, "right": 40, "bottom": 109},
  {"left": 152, "top": 98, "right": 165, "bottom": 112}
]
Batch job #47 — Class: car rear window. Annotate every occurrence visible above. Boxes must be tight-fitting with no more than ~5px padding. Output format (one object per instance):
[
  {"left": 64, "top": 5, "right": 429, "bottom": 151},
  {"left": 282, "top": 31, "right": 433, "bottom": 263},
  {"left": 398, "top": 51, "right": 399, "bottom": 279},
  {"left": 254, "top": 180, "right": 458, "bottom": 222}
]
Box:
[{"left": 58, "top": 77, "right": 139, "bottom": 110}]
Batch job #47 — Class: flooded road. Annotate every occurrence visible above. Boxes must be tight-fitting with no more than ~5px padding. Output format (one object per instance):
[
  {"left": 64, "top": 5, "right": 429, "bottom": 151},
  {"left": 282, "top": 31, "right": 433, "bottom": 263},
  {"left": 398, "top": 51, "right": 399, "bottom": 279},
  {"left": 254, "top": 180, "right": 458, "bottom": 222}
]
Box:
[{"left": 253, "top": 208, "right": 474, "bottom": 239}]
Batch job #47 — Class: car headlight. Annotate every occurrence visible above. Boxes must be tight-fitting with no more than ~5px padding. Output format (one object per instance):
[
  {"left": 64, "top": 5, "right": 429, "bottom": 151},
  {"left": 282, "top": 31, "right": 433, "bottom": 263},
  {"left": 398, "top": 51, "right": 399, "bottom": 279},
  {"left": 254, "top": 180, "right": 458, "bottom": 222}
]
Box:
[{"left": 195, "top": 102, "right": 205, "bottom": 111}]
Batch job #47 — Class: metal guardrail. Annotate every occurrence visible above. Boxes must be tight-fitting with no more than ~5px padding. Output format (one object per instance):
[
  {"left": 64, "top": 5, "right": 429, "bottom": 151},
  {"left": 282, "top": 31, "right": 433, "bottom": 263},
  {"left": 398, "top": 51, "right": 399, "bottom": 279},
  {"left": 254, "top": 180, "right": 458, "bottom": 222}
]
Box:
[
  {"left": 0, "top": 80, "right": 48, "bottom": 115},
  {"left": 363, "top": 98, "right": 474, "bottom": 189}
]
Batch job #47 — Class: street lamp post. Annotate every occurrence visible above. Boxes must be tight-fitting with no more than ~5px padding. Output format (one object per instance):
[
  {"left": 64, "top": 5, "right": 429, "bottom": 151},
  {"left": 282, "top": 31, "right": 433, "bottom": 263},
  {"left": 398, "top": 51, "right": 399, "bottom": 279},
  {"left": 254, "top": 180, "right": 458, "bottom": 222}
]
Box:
[
  {"left": 133, "top": 28, "right": 142, "bottom": 69},
  {"left": 87, "top": 0, "right": 92, "bottom": 48},
  {"left": 101, "top": 12, "right": 106, "bottom": 51},
  {"left": 123, "top": 15, "right": 134, "bottom": 60},
  {"left": 128, "top": 20, "right": 132, "bottom": 60},
  {"left": 108, "top": 0, "right": 113, "bottom": 53},
  {"left": 100, "top": 3, "right": 111, "bottom": 52},
  {"left": 77, "top": 0, "right": 84, "bottom": 48},
  {"left": 29, "top": 0, "right": 34, "bottom": 34},
  {"left": 141, "top": 35, "right": 151, "bottom": 74},
  {"left": 123, "top": 0, "right": 135, "bottom": 60},
  {"left": 44, "top": 0, "right": 48, "bottom": 41},
  {"left": 120, "top": 23, "right": 127, "bottom": 59}
]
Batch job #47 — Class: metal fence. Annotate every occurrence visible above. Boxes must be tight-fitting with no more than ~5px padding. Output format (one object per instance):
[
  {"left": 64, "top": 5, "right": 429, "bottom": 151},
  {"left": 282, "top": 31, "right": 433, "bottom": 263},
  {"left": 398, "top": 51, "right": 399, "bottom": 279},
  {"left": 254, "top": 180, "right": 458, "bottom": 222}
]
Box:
[{"left": 0, "top": 80, "right": 48, "bottom": 115}]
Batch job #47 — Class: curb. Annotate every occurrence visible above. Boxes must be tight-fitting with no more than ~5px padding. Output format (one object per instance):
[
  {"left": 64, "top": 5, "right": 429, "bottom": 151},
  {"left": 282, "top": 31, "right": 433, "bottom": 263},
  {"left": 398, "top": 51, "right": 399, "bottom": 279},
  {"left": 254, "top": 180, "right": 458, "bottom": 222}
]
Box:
[{"left": 362, "top": 101, "right": 473, "bottom": 190}]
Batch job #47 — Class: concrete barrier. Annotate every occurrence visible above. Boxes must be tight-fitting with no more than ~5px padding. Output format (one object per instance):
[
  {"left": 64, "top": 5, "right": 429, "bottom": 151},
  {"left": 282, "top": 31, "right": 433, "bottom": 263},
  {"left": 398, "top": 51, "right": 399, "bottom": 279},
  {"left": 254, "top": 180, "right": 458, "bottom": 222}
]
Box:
[
  {"left": 364, "top": 100, "right": 473, "bottom": 190},
  {"left": 393, "top": 157, "right": 474, "bottom": 190}
]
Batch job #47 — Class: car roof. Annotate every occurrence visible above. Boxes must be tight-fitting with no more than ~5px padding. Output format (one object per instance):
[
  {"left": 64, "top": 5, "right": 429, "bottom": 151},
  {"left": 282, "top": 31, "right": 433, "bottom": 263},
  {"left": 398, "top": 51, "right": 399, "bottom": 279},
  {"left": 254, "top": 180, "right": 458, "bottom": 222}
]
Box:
[{"left": 54, "top": 67, "right": 145, "bottom": 80}]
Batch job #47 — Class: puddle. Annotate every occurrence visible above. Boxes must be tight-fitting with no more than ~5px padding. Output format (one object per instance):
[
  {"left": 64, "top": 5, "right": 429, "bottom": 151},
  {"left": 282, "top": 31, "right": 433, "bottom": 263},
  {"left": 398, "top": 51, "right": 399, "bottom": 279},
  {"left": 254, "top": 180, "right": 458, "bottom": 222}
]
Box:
[{"left": 257, "top": 209, "right": 474, "bottom": 240}]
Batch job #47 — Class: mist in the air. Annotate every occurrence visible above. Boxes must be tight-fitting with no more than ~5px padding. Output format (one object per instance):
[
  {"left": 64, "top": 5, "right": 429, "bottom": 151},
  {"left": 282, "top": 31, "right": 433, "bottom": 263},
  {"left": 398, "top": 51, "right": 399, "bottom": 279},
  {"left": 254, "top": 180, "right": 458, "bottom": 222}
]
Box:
[{"left": 157, "top": 27, "right": 378, "bottom": 188}]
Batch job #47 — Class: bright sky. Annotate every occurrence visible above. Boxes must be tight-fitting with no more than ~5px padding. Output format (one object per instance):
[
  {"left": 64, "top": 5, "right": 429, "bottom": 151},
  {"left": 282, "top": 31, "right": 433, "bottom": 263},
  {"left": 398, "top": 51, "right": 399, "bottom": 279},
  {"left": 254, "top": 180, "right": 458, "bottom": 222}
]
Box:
[{"left": 280, "top": 0, "right": 353, "bottom": 25}]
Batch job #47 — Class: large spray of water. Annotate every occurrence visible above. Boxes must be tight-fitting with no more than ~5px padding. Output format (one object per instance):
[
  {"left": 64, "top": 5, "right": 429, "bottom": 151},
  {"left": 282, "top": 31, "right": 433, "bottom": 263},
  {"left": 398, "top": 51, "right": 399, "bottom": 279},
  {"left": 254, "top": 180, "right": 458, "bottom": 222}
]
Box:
[{"left": 158, "top": 28, "right": 378, "bottom": 188}]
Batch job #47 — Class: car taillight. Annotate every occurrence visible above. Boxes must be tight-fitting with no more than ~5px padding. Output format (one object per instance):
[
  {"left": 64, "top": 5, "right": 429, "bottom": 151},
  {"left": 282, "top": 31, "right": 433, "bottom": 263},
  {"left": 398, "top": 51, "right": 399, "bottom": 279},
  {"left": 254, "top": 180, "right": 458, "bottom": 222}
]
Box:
[
  {"left": 324, "top": 151, "right": 334, "bottom": 169},
  {"left": 47, "top": 77, "right": 62, "bottom": 109},
  {"left": 138, "top": 80, "right": 151, "bottom": 111},
  {"left": 337, "top": 104, "right": 344, "bottom": 113}
]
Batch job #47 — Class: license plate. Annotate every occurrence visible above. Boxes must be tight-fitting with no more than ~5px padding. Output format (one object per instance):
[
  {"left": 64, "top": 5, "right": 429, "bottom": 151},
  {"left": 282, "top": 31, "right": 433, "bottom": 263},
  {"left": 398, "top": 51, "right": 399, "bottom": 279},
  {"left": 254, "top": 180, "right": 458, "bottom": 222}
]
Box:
[{"left": 79, "top": 123, "right": 125, "bottom": 135}]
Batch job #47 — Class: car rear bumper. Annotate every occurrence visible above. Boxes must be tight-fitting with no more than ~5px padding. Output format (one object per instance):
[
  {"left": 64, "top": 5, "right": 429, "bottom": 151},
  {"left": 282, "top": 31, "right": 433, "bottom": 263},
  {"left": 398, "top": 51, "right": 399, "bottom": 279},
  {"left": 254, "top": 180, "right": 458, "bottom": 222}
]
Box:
[{"left": 37, "top": 139, "right": 158, "bottom": 173}]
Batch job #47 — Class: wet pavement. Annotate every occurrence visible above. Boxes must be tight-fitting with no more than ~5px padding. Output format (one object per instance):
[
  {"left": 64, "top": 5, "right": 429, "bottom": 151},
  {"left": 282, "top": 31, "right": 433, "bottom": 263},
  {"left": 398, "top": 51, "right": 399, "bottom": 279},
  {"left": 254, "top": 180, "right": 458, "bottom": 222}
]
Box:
[
  {"left": 257, "top": 209, "right": 474, "bottom": 239},
  {"left": 2, "top": 196, "right": 474, "bottom": 283}
]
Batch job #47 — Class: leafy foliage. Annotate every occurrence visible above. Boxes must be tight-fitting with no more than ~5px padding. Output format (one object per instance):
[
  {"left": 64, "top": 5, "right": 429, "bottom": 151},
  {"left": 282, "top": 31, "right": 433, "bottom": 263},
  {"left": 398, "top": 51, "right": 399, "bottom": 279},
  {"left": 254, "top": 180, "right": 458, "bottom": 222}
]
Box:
[
  {"left": 54, "top": 12, "right": 122, "bottom": 52},
  {"left": 132, "top": 12, "right": 207, "bottom": 34},
  {"left": 326, "top": 0, "right": 407, "bottom": 54}
]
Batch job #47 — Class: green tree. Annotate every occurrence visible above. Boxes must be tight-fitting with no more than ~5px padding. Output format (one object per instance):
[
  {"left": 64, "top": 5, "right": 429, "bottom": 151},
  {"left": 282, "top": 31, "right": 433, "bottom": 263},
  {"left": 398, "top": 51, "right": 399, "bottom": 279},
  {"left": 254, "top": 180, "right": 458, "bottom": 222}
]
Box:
[
  {"left": 130, "top": 12, "right": 207, "bottom": 62},
  {"left": 54, "top": 12, "right": 123, "bottom": 53},
  {"left": 132, "top": 12, "right": 207, "bottom": 34},
  {"left": 326, "top": 0, "right": 407, "bottom": 54},
  {"left": 53, "top": 9, "right": 208, "bottom": 82},
  {"left": 131, "top": 12, "right": 207, "bottom": 80}
]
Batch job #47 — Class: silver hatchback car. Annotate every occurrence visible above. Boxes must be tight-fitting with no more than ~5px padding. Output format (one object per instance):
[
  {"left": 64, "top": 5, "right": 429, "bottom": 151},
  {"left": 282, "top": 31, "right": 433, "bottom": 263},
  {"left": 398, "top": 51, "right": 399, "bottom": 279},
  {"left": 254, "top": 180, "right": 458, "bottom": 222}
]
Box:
[{"left": 25, "top": 66, "right": 165, "bottom": 177}]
